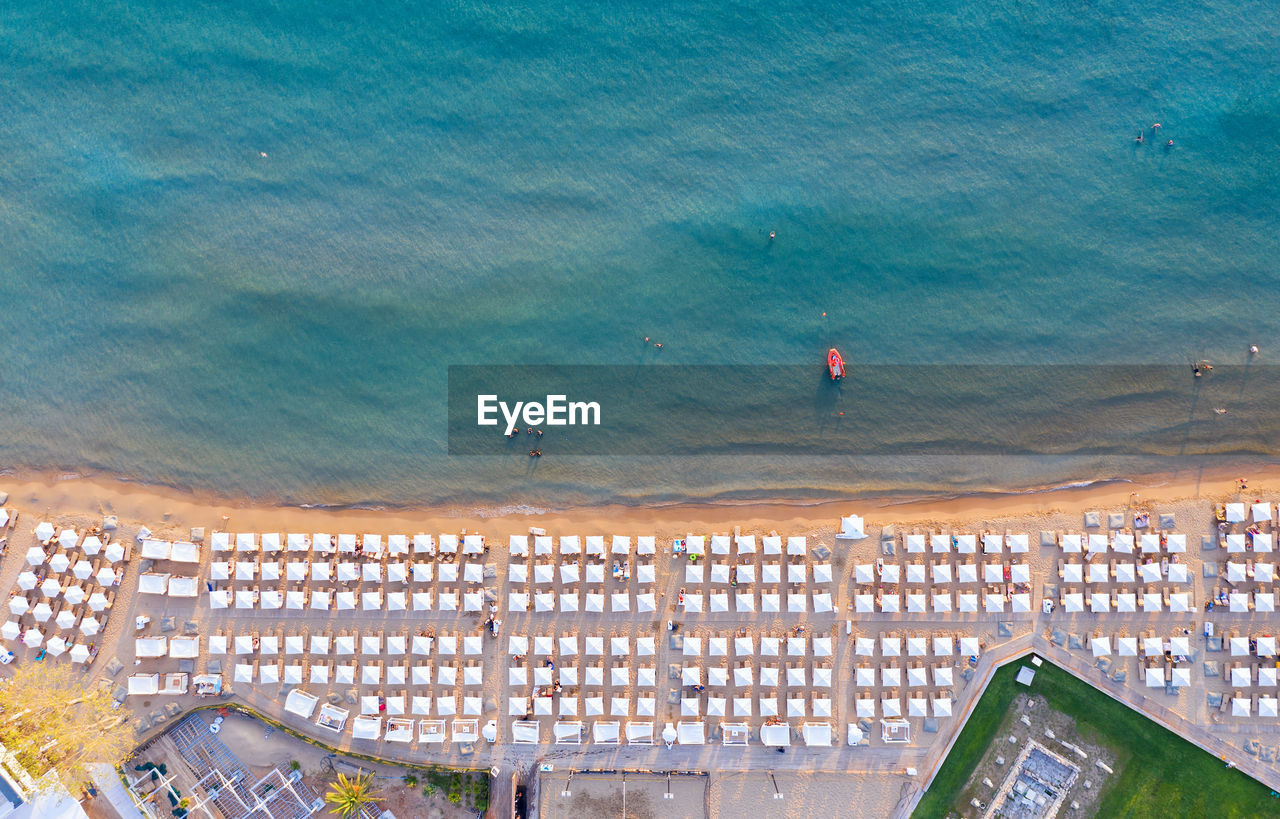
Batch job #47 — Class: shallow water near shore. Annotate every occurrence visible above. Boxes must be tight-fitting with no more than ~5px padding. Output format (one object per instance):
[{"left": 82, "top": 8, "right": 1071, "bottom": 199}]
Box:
[{"left": 1, "top": 1, "right": 1279, "bottom": 506}]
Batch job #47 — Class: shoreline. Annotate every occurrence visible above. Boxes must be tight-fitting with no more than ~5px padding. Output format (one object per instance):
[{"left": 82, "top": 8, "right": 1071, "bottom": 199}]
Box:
[{"left": 1, "top": 461, "right": 1274, "bottom": 537}]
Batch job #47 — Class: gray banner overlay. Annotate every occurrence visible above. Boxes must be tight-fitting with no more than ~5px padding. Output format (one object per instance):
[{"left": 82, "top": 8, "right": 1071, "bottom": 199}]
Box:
[{"left": 448, "top": 364, "right": 1278, "bottom": 456}]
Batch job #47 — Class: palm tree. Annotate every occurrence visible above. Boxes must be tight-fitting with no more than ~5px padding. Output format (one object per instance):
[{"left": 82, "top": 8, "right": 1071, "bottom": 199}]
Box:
[{"left": 325, "top": 772, "right": 381, "bottom": 818}]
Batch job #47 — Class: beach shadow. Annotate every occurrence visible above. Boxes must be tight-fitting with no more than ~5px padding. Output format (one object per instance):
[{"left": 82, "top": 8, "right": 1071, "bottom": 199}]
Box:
[
  {"left": 1238, "top": 355, "right": 1255, "bottom": 402},
  {"left": 812, "top": 369, "right": 844, "bottom": 422},
  {"left": 1176, "top": 369, "right": 1203, "bottom": 457}
]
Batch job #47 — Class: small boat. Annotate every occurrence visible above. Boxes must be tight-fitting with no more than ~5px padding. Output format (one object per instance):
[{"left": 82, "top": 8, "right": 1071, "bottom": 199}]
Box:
[{"left": 828, "top": 348, "right": 845, "bottom": 380}]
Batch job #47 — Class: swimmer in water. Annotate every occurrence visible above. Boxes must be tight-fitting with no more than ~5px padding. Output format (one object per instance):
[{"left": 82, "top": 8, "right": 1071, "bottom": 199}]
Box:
[
  {"left": 1250, "top": 345, "right": 1259, "bottom": 355},
  {"left": 769, "top": 231, "right": 776, "bottom": 240},
  {"left": 1135, "top": 133, "right": 1144, "bottom": 143}
]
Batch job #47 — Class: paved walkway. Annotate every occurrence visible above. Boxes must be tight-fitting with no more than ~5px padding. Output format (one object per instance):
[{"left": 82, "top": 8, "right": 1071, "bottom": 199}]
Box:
[{"left": 89, "top": 764, "right": 146, "bottom": 819}]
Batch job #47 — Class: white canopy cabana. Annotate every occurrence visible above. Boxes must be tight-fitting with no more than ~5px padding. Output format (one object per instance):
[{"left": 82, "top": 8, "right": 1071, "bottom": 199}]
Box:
[
  {"left": 127, "top": 674, "right": 159, "bottom": 696},
  {"left": 761, "top": 723, "right": 791, "bottom": 746},
  {"left": 168, "top": 576, "right": 199, "bottom": 597},
  {"left": 135, "top": 637, "right": 168, "bottom": 658},
  {"left": 140, "top": 539, "right": 171, "bottom": 561},
  {"left": 839, "top": 515, "right": 866, "bottom": 539},
  {"left": 138, "top": 573, "right": 170, "bottom": 595}
]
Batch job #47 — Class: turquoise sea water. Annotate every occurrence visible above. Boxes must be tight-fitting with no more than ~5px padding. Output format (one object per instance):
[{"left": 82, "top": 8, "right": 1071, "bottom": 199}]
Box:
[{"left": 2, "top": 1, "right": 1279, "bottom": 507}]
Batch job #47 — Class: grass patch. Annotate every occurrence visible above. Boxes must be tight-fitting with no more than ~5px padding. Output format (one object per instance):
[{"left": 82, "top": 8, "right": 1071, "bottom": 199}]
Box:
[
  {"left": 915, "top": 657, "right": 1280, "bottom": 818},
  {"left": 913, "top": 659, "right": 1022, "bottom": 816},
  {"left": 421, "top": 764, "right": 489, "bottom": 811}
]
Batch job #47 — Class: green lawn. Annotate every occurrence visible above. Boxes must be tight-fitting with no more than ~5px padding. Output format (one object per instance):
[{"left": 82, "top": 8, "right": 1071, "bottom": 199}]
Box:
[{"left": 913, "top": 657, "right": 1279, "bottom": 818}]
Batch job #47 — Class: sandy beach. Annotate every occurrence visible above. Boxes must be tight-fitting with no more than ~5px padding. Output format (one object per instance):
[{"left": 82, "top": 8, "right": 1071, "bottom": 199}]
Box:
[
  {"left": 4, "top": 464, "right": 1280, "bottom": 819},
  {"left": 3, "top": 460, "right": 1272, "bottom": 542}
]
